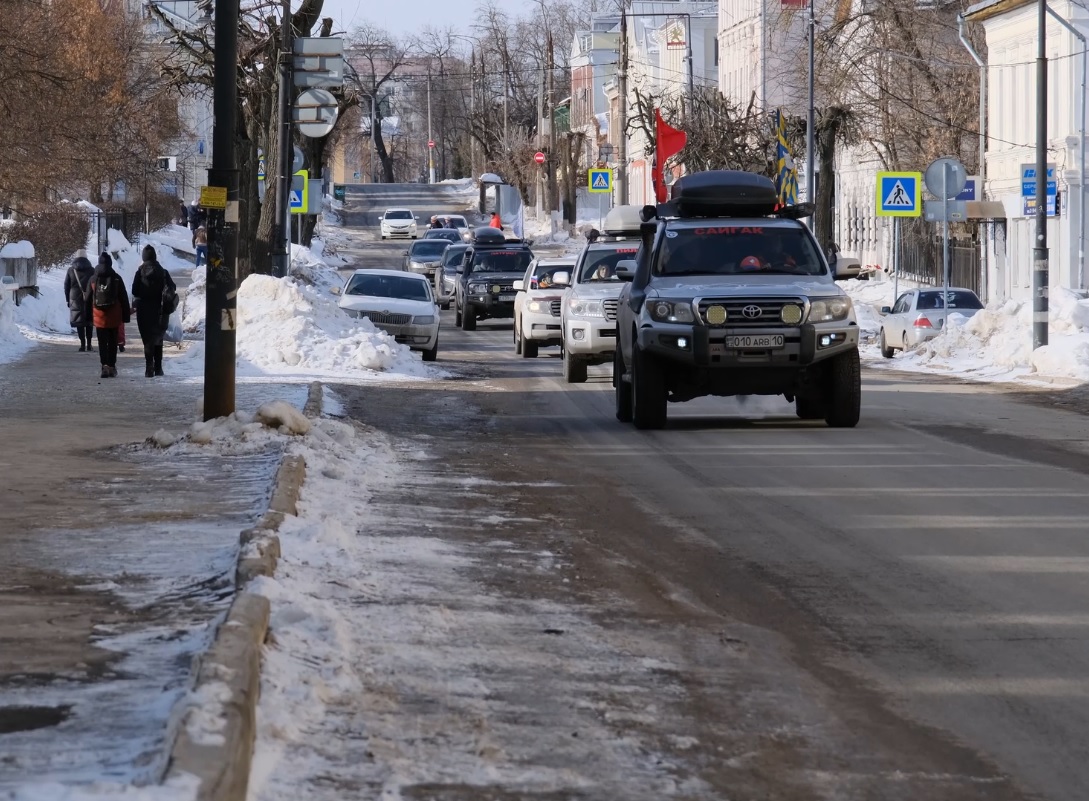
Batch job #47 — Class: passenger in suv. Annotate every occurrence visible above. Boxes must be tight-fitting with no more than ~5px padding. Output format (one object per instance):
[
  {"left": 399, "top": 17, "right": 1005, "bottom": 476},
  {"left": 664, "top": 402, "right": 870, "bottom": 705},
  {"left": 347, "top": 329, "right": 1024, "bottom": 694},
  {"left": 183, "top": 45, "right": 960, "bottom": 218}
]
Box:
[
  {"left": 559, "top": 206, "right": 644, "bottom": 383},
  {"left": 454, "top": 227, "right": 534, "bottom": 331},
  {"left": 613, "top": 170, "right": 861, "bottom": 430}
]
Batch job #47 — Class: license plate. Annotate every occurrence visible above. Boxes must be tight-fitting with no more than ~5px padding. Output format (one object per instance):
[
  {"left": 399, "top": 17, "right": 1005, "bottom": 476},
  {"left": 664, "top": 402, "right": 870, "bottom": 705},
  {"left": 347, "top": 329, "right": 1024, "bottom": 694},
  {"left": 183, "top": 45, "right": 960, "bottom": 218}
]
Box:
[
  {"left": 499, "top": 294, "right": 516, "bottom": 301},
  {"left": 725, "top": 334, "right": 784, "bottom": 349}
]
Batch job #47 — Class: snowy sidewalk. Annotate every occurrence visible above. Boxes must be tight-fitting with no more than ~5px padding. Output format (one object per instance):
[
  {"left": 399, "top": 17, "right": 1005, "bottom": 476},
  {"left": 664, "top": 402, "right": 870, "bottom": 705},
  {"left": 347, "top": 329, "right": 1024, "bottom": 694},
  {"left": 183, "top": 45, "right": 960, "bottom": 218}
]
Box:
[{"left": 0, "top": 338, "right": 306, "bottom": 792}]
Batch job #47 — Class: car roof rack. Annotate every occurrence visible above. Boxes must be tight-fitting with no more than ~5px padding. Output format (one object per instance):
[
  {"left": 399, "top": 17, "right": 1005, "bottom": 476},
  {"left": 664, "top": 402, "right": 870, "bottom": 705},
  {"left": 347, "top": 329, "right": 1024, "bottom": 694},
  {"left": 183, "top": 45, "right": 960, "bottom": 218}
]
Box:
[
  {"left": 600, "top": 205, "right": 645, "bottom": 237},
  {"left": 647, "top": 170, "right": 815, "bottom": 220},
  {"left": 471, "top": 226, "right": 507, "bottom": 244}
]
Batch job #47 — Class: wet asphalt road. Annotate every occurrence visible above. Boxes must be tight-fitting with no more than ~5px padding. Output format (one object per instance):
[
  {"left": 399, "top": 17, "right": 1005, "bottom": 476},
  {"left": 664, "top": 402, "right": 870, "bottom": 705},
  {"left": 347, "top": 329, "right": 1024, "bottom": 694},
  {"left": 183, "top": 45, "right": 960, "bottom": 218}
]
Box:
[{"left": 332, "top": 184, "right": 1089, "bottom": 800}]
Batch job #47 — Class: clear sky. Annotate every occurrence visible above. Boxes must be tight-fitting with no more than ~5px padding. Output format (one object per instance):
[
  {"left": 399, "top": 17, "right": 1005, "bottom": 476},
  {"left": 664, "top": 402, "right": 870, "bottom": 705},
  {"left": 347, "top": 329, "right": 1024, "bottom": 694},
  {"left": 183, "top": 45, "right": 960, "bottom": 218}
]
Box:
[{"left": 316, "top": 0, "right": 473, "bottom": 36}]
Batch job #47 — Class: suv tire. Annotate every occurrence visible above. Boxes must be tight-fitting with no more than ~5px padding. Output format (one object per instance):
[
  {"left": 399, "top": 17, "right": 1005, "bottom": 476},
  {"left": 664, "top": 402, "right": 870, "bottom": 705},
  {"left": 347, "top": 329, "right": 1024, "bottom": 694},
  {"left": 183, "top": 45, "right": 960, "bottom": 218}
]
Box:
[
  {"left": 522, "top": 338, "right": 539, "bottom": 358},
  {"left": 879, "top": 330, "right": 894, "bottom": 359},
  {"left": 614, "top": 347, "right": 632, "bottom": 422},
  {"left": 454, "top": 303, "right": 463, "bottom": 327},
  {"left": 461, "top": 307, "right": 477, "bottom": 331},
  {"left": 514, "top": 322, "right": 522, "bottom": 354},
  {"left": 563, "top": 348, "right": 588, "bottom": 383},
  {"left": 824, "top": 349, "right": 861, "bottom": 428},
  {"left": 631, "top": 345, "right": 666, "bottom": 430}
]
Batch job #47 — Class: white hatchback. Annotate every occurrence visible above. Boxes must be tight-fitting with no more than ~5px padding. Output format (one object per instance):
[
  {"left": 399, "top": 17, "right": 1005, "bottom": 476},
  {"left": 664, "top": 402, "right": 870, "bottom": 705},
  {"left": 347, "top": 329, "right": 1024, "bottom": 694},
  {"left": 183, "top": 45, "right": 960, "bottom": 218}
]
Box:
[
  {"left": 380, "top": 208, "right": 418, "bottom": 239},
  {"left": 337, "top": 269, "right": 440, "bottom": 361},
  {"left": 512, "top": 258, "right": 575, "bottom": 358}
]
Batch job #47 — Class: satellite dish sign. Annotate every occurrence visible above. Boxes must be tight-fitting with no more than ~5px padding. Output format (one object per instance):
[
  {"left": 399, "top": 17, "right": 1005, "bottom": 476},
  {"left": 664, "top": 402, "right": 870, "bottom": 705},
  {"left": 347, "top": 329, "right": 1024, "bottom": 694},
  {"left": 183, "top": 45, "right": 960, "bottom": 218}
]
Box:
[{"left": 293, "top": 88, "right": 339, "bottom": 138}]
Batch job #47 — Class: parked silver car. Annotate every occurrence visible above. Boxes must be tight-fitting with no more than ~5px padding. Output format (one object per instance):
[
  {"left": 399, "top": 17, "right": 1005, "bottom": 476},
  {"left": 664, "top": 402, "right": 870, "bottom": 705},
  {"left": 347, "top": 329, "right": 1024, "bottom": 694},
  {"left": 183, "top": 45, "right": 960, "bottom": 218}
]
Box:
[
  {"left": 879, "top": 287, "right": 983, "bottom": 356},
  {"left": 435, "top": 244, "right": 469, "bottom": 309}
]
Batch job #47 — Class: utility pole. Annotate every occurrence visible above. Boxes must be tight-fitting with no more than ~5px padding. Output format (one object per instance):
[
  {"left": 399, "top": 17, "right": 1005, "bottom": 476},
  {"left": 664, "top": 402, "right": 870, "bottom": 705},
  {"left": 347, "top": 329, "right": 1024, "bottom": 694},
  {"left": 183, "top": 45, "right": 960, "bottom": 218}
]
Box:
[
  {"left": 427, "top": 68, "right": 435, "bottom": 184},
  {"left": 547, "top": 31, "right": 558, "bottom": 214},
  {"left": 469, "top": 48, "right": 478, "bottom": 178},
  {"left": 370, "top": 91, "right": 377, "bottom": 183},
  {"left": 537, "top": 58, "right": 545, "bottom": 217},
  {"left": 1033, "top": 0, "right": 1049, "bottom": 348},
  {"left": 503, "top": 64, "right": 510, "bottom": 145},
  {"left": 204, "top": 0, "right": 239, "bottom": 419},
  {"left": 805, "top": 0, "right": 816, "bottom": 209},
  {"left": 272, "top": 0, "right": 293, "bottom": 278},
  {"left": 617, "top": 7, "right": 628, "bottom": 206}
]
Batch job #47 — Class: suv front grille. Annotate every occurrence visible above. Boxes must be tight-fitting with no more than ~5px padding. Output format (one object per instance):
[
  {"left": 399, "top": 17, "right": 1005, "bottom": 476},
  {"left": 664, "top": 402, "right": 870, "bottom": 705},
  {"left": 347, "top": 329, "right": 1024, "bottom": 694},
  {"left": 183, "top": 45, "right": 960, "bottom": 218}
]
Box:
[
  {"left": 550, "top": 300, "right": 562, "bottom": 317},
  {"left": 603, "top": 299, "right": 618, "bottom": 321},
  {"left": 697, "top": 297, "right": 806, "bottom": 328},
  {"left": 360, "top": 311, "right": 412, "bottom": 326}
]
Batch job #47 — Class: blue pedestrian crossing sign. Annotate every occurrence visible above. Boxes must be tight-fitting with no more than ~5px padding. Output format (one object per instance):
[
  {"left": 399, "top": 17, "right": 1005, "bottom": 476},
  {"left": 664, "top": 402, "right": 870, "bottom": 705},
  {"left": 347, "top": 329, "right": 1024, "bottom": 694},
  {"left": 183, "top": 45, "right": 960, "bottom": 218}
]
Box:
[
  {"left": 588, "top": 168, "right": 612, "bottom": 193},
  {"left": 289, "top": 169, "right": 309, "bottom": 214},
  {"left": 876, "top": 171, "right": 922, "bottom": 217}
]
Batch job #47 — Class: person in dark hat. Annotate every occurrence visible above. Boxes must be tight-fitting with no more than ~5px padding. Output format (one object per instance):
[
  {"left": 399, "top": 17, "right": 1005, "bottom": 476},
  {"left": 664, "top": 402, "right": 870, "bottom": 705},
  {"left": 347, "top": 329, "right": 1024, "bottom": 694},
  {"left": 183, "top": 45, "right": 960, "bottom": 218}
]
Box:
[
  {"left": 130, "top": 244, "right": 177, "bottom": 378},
  {"left": 88, "top": 252, "right": 130, "bottom": 378}
]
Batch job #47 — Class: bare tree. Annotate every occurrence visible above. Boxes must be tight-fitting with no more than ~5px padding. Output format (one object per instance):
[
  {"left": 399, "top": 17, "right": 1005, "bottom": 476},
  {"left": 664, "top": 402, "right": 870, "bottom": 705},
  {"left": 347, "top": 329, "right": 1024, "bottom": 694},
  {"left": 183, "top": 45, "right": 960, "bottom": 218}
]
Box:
[{"left": 345, "top": 24, "right": 411, "bottom": 184}]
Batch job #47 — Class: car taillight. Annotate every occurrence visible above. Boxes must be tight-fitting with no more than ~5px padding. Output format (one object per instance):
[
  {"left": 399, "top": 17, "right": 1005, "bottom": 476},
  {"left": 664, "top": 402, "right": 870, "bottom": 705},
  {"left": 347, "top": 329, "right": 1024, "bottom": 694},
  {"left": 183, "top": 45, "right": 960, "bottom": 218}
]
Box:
[{"left": 913, "top": 316, "right": 933, "bottom": 328}]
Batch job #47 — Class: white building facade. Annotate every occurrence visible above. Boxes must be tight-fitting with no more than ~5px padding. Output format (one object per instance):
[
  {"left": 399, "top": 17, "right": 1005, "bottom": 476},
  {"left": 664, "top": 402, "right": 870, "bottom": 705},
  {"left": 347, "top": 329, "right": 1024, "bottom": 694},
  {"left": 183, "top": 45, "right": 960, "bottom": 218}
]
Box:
[
  {"left": 718, "top": 0, "right": 807, "bottom": 111},
  {"left": 966, "top": 0, "right": 1088, "bottom": 300}
]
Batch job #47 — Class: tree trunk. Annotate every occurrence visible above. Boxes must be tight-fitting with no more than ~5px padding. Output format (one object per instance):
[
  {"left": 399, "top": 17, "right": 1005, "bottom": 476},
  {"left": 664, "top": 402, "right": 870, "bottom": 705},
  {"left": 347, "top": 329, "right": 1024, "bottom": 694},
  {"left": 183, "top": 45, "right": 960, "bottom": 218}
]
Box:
[
  {"left": 814, "top": 108, "right": 846, "bottom": 252},
  {"left": 300, "top": 133, "right": 330, "bottom": 245}
]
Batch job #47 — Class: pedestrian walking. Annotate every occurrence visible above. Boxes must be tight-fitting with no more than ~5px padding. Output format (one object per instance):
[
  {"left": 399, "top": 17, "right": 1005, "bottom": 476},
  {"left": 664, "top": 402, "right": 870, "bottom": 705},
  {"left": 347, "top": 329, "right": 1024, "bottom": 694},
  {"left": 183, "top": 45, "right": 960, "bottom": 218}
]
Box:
[
  {"left": 194, "top": 225, "right": 208, "bottom": 268},
  {"left": 64, "top": 250, "right": 95, "bottom": 352},
  {"left": 88, "top": 252, "right": 130, "bottom": 379},
  {"left": 131, "top": 244, "right": 177, "bottom": 378},
  {"left": 189, "top": 200, "right": 206, "bottom": 246},
  {"left": 489, "top": 211, "right": 502, "bottom": 229}
]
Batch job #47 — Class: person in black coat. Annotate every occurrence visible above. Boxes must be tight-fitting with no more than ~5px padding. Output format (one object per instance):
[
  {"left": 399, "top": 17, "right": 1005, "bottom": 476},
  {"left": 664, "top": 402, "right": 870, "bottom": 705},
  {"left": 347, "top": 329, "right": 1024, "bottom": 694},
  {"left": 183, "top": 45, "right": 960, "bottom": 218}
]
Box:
[
  {"left": 64, "top": 250, "right": 96, "bottom": 352},
  {"left": 130, "top": 244, "right": 177, "bottom": 378}
]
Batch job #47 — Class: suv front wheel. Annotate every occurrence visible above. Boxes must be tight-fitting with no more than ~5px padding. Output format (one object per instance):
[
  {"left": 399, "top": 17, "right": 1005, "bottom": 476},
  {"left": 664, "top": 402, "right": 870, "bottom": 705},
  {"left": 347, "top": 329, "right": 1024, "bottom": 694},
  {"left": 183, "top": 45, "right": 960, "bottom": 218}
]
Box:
[
  {"left": 824, "top": 349, "right": 861, "bottom": 428},
  {"left": 460, "top": 303, "right": 477, "bottom": 331},
  {"left": 631, "top": 345, "right": 666, "bottom": 430},
  {"left": 562, "top": 347, "right": 587, "bottom": 383}
]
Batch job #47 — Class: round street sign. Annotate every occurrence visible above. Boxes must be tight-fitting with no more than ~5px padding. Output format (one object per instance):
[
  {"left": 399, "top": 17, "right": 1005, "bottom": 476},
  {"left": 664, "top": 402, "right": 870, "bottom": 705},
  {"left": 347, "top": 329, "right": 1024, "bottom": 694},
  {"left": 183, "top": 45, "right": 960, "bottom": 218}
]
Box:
[
  {"left": 428, "top": 140, "right": 435, "bottom": 149},
  {"left": 294, "top": 87, "right": 339, "bottom": 139},
  {"left": 534, "top": 151, "right": 546, "bottom": 165},
  {"left": 924, "top": 156, "right": 967, "bottom": 200}
]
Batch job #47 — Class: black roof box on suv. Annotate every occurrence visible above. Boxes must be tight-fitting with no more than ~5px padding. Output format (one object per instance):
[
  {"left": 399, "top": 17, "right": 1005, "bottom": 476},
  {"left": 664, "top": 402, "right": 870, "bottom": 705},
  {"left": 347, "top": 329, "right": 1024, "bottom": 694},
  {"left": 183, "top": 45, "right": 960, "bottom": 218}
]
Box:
[
  {"left": 667, "top": 170, "right": 778, "bottom": 218},
  {"left": 472, "top": 226, "right": 508, "bottom": 244}
]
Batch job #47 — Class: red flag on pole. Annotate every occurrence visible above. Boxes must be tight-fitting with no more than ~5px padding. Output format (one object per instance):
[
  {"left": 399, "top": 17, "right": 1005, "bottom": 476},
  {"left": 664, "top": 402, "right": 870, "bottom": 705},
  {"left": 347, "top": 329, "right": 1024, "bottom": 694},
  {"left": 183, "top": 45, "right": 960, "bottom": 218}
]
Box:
[{"left": 654, "top": 109, "right": 687, "bottom": 202}]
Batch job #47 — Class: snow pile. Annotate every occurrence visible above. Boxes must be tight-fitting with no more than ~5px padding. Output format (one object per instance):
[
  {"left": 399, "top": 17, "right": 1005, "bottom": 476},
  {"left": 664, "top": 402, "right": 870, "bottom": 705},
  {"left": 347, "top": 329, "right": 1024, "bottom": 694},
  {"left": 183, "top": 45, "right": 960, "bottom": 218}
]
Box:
[
  {"left": 4, "top": 774, "right": 199, "bottom": 801},
  {"left": 146, "top": 402, "right": 307, "bottom": 455},
  {"left": 0, "top": 291, "right": 32, "bottom": 363},
  {"left": 892, "top": 288, "right": 1089, "bottom": 382},
  {"left": 175, "top": 275, "right": 429, "bottom": 379},
  {"left": 181, "top": 266, "right": 206, "bottom": 333},
  {"left": 0, "top": 240, "right": 35, "bottom": 258}
]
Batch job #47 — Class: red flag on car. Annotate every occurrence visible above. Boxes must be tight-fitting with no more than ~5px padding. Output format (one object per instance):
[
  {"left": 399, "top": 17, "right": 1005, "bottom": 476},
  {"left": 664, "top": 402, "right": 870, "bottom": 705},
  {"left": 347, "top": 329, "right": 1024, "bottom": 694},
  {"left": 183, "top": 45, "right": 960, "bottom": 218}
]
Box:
[{"left": 653, "top": 109, "right": 687, "bottom": 203}]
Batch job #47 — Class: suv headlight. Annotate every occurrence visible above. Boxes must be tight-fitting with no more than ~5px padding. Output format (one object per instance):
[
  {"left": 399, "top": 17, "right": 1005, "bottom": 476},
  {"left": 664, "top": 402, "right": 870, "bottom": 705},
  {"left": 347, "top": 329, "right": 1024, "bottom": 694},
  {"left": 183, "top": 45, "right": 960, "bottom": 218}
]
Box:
[
  {"left": 647, "top": 300, "right": 695, "bottom": 323},
  {"left": 808, "top": 297, "right": 853, "bottom": 323},
  {"left": 468, "top": 281, "right": 489, "bottom": 293},
  {"left": 568, "top": 297, "right": 604, "bottom": 318}
]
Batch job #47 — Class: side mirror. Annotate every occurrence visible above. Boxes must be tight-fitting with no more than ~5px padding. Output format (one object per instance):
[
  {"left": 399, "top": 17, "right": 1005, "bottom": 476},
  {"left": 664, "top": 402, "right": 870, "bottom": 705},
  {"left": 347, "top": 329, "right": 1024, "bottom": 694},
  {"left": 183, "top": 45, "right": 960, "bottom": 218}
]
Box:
[
  {"left": 615, "top": 259, "right": 637, "bottom": 282},
  {"left": 552, "top": 271, "right": 570, "bottom": 286},
  {"left": 512, "top": 279, "right": 523, "bottom": 291},
  {"left": 880, "top": 305, "right": 891, "bottom": 314},
  {"left": 330, "top": 286, "right": 342, "bottom": 296}
]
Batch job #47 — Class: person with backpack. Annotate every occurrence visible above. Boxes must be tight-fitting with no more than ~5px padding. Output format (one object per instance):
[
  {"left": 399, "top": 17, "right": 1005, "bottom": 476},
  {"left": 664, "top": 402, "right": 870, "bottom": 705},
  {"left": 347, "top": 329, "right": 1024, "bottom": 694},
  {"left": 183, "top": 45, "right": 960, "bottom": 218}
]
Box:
[
  {"left": 64, "top": 250, "right": 95, "bottom": 352},
  {"left": 131, "top": 244, "right": 177, "bottom": 378},
  {"left": 88, "top": 252, "right": 130, "bottom": 378}
]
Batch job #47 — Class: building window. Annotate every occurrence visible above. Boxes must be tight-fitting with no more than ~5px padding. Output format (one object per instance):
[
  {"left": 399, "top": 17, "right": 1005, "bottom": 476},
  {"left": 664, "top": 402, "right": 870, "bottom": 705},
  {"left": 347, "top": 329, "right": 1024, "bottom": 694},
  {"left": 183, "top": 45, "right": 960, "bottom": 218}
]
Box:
[{"left": 714, "top": 37, "right": 719, "bottom": 67}]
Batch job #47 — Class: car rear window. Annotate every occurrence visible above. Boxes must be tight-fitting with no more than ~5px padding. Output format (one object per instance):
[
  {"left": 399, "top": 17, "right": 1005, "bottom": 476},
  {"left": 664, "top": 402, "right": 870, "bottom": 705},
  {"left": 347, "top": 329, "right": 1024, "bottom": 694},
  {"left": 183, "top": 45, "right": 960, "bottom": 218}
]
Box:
[
  {"left": 916, "top": 290, "right": 983, "bottom": 310},
  {"left": 657, "top": 225, "right": 824, "bottom": 277}
]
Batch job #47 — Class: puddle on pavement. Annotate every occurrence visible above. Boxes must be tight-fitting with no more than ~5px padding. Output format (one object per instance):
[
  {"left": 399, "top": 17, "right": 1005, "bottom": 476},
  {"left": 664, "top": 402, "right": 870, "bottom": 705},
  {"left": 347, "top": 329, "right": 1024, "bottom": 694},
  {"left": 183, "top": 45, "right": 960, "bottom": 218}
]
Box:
[{"left": 0, "top": 446, "right": 281, "bottom": 786}]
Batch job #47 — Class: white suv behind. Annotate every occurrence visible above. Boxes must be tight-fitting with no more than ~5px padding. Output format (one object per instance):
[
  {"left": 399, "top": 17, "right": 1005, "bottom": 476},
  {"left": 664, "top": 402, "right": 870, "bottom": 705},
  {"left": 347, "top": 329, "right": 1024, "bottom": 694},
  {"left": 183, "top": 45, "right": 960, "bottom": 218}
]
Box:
[
  {"left": 559, "top": 206, "right": 644, "bottom": 383},
  {"left": 512, "top": 257, "right": 576, "bottom": 358},
  {"left": 380, "top": 208, "right": 418, "bottom": 239}
]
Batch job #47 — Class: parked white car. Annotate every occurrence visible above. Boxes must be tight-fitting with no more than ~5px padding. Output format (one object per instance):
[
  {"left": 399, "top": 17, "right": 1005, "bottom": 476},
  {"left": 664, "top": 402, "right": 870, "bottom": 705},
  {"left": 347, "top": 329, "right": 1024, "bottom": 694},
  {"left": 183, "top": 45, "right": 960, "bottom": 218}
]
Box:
[
  {"left": 380, "top": 208, "right": 418, "bottom": 240},
  {"left": 512, "top": 258, "right": 576, "bottom": 357},
  {"left": 337, "top": 269, "right": 440, "bottom": 361},
  {"left": 879, "top": 287, "right": 983, "bottom": 357}
]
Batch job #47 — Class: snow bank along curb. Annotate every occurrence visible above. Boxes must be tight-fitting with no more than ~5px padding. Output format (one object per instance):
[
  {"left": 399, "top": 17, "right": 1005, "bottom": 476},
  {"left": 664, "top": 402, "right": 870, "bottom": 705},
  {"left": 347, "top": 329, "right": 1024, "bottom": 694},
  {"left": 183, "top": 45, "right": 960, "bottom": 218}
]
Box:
[{"left": 165, "top": 388, "right": 322, "bottom": 801}]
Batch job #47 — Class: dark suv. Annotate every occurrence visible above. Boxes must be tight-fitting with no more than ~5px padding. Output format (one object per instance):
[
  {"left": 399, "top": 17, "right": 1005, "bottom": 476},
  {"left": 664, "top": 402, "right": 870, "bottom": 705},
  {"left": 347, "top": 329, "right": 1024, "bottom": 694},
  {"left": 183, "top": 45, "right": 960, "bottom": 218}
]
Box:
[
  {"left": 613, "top": 170, "right": 861, "bottom": 430},
  {"left": 454, "top": 227, "right": 534, "bottom": 331}
]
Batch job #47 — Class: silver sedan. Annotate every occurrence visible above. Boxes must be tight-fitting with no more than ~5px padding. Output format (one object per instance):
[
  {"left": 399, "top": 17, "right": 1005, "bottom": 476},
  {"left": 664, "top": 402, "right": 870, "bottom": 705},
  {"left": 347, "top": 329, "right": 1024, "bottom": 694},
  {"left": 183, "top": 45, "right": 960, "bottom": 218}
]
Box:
[{"left": 879, "top": 287, "right": 983, "bottom": 357}]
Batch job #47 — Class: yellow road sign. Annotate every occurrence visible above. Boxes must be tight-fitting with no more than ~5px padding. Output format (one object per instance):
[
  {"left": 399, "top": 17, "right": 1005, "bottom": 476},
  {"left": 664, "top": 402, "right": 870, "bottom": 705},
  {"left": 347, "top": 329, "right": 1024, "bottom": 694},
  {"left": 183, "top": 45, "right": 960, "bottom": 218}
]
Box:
[{"left": 199, "top": 186, "right": 228, "bottom": 209}]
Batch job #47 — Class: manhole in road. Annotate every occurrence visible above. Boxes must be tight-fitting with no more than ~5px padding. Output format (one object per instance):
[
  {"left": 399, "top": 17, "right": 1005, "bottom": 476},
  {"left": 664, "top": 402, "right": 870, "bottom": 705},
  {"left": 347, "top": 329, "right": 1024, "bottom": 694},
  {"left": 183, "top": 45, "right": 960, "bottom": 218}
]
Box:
[{"left": 0, "top": 704, "right": 71, "bottom": 734}]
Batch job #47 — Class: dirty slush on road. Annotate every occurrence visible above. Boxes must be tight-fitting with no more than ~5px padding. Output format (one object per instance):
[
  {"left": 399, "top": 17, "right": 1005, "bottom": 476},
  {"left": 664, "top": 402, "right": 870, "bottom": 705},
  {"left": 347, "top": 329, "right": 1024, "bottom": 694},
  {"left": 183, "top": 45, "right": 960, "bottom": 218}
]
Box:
[{"left": 247, "top": 363, "right": 1026, "bottom": 801}]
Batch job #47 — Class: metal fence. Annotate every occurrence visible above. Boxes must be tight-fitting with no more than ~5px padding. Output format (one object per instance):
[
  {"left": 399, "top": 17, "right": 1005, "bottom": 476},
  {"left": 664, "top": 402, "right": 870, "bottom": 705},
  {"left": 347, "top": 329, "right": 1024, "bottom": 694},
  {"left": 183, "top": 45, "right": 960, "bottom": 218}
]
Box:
[{"left": 899, "top": 236, "right": 981, "bottom": 295}]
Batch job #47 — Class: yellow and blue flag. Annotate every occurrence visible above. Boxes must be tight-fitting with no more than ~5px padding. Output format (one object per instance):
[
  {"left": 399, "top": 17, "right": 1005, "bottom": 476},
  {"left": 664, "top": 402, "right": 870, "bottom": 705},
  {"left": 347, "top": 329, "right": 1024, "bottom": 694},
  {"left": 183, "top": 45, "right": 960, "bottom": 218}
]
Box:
[{"left": 775, "top": 110, "right": 799, "bottom": 205}]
